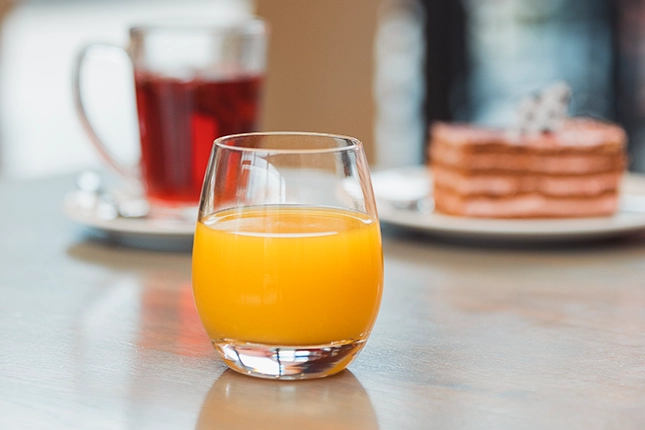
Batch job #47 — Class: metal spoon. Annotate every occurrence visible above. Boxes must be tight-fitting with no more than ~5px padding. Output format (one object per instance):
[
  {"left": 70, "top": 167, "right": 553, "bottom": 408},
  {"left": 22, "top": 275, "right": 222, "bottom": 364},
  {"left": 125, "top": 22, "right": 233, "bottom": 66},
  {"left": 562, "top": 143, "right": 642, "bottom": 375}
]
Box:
[{"left": 74, "top": 171, "right": 150, "bottom": 220}]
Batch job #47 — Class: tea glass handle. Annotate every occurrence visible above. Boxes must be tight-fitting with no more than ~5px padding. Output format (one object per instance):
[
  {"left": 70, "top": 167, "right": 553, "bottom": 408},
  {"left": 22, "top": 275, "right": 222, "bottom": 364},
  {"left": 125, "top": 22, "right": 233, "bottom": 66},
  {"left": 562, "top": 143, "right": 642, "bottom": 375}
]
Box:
[{"left": 73, "top": 43, "right": 140, "bottom": 190}]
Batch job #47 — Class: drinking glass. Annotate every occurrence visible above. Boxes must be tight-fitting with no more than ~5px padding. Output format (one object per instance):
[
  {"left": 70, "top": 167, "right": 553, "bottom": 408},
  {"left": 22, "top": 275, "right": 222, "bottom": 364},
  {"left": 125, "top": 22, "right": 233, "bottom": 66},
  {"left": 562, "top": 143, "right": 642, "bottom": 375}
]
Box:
[
  {"left": 73, "top": 19, "right": 267, "bottom": 215},
  {"left": 192, "top": 132, "right": 383, "bottom": 379}
]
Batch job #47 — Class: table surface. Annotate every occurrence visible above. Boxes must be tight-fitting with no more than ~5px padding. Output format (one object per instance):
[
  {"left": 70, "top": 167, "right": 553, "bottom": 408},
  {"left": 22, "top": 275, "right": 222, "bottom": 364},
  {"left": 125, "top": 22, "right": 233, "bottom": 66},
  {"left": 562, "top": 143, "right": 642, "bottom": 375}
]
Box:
[{"left": 2, "top": 174, "right": 645, "bottom": 429}]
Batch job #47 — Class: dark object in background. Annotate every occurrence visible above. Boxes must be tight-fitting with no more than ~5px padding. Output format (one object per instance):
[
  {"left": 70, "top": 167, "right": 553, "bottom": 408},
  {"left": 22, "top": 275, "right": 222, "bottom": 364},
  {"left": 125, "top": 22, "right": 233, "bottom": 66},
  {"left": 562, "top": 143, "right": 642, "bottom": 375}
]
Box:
[
  {"left": 420, "top": 0, "right": 645, "bottom": 172},
  {"left": 614, "top": 0, "right": 645, "bottom": 171},
  {"left": 421, "top": 0, "right": 468, "bottom": 127}
]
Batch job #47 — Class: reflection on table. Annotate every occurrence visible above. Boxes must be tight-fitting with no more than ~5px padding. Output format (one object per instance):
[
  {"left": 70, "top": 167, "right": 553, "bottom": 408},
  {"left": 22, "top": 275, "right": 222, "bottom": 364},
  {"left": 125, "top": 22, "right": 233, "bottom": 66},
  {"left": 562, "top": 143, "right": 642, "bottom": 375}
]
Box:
[{"left": 197, "top": 370, "right": 378, "bottom": 430}]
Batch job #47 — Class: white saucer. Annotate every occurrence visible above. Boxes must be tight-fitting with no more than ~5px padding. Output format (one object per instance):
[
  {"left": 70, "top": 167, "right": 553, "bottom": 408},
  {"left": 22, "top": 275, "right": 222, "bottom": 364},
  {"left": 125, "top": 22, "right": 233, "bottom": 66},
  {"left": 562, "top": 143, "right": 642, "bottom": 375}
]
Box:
[
  {"left": 372, "top": 166, "right": 645, "bottom": 242},
  {"left": 63, "top": 190, "right": 195, "bottom": 249}
]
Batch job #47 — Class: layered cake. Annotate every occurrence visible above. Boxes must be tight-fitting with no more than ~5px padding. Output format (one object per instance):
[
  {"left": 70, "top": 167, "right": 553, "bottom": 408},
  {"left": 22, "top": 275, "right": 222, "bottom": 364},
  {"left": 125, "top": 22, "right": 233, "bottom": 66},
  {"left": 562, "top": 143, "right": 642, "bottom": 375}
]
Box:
[{"left": 428, "top": 119, "right": 627, "bottom": 218}]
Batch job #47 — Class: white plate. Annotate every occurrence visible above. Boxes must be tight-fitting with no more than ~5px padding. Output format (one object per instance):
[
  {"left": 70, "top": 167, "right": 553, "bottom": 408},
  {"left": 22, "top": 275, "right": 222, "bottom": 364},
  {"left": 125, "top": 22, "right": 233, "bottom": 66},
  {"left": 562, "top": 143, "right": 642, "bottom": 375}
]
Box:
[
  {"left": 372, "top": 166, "right": 645, "bottom": 241},
  {"left": 63, "top": 190, "right": 195, "bottom": 249}
]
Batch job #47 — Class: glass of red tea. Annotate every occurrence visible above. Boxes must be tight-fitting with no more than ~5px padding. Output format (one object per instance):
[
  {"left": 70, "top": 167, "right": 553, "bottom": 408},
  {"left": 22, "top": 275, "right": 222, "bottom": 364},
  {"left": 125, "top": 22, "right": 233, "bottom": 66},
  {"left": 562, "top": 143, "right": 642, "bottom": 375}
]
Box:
[{"left": 74, "top": 19, "right": 267, "bottom": 217}]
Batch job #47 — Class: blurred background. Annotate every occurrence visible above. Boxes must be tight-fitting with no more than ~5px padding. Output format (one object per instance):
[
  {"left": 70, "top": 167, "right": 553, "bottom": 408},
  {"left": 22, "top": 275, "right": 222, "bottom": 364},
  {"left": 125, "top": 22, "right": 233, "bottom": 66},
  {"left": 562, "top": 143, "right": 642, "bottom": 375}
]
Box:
[{"left": 1, "top": 0, "right": 644, "bottom": 179}]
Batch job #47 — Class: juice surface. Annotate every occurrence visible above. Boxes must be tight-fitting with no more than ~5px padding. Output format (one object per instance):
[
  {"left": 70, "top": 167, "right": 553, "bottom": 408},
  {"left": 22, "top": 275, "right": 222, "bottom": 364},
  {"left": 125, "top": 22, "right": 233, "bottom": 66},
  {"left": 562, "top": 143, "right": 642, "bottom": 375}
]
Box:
[{"left": 192, "top": 206, "right": 383, "bottom": 345}]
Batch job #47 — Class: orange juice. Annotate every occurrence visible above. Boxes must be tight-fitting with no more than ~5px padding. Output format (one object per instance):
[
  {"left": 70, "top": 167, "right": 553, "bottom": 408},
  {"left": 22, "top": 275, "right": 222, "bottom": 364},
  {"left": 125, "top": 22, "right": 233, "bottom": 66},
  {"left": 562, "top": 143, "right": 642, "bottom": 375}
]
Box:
[{"left": 192, "top": 205, "right": 383, "bottom": 345}]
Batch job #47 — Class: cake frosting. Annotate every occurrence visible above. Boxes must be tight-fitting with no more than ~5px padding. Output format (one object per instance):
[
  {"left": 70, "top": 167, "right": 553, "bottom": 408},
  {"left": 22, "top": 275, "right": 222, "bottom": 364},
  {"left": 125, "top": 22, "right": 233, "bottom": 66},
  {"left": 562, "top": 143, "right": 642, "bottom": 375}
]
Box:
[{"left": 428, "top": 118, "right": 627, "bottom": 218}]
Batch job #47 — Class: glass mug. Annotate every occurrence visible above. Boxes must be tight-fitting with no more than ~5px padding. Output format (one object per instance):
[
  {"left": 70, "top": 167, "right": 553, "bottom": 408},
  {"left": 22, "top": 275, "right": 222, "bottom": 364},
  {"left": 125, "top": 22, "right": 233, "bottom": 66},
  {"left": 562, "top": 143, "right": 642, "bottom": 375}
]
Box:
[
  {"left": 192, "top": 132, "right": 384, "bottom": 379},
  {"left": 73, "top": 20, "right": 267, "bottom": 215}
]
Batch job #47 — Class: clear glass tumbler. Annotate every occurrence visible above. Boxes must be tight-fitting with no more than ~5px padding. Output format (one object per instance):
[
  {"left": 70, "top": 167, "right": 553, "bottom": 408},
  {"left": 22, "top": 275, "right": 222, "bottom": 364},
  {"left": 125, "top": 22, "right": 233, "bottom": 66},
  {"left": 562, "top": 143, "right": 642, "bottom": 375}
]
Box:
[{"left": 192, "top": 132, "right": 383, "bottom": 379}]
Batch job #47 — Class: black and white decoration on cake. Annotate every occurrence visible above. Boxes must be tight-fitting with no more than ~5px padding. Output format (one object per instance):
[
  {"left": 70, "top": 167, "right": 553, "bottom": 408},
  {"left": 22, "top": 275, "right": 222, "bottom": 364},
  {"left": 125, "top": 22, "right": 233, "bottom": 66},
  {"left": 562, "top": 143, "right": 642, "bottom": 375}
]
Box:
[{"left": 516, "top": 82, "right": 571, "bottom": 134}]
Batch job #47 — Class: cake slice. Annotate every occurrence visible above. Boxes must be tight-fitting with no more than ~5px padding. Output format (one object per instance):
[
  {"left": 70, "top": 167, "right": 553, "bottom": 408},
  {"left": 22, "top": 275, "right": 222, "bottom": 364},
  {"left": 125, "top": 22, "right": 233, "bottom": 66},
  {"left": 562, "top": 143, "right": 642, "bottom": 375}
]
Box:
[{"left": 428, "top": 119, "right": 627, "bottom": 218}]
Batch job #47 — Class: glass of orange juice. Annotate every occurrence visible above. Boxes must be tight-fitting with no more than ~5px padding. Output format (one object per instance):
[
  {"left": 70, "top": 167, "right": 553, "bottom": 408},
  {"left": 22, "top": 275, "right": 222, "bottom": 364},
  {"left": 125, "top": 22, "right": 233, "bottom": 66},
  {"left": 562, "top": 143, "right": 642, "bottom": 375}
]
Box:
[{"left": 192, "top": 132, "right": 383, "bottom": 380}]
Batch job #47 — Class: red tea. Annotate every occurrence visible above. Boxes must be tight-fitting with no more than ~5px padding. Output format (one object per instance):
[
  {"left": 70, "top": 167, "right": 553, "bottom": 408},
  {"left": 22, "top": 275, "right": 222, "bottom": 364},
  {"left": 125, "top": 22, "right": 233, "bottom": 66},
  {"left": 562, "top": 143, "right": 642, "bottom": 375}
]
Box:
[{"left": 134, "top": 73, "right": 263, "bottom": 205}]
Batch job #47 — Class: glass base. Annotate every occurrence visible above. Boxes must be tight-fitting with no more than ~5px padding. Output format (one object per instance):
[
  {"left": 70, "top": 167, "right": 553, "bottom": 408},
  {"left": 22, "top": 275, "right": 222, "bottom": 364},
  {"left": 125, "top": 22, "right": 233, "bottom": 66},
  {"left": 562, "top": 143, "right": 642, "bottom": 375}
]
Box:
[{"left": 212, "top": 339, "right": 367, "bottom": 380}]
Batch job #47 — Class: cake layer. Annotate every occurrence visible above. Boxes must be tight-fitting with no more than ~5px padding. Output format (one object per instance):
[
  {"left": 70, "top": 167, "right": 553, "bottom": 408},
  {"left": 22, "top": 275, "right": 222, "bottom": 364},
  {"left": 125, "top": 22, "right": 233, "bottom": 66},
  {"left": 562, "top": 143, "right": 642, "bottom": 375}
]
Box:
[
  {"left": 430, "top": 142, "right": 625, "bottom": 174},
  {"left": 431, "top": 164, "right": 623, "bottom": 197},
  {"left": 433, "top": 187, "right": 618, "bottom": 218},
  {"left": 431, "top": 119, "right": 626, "bottom": 153}
]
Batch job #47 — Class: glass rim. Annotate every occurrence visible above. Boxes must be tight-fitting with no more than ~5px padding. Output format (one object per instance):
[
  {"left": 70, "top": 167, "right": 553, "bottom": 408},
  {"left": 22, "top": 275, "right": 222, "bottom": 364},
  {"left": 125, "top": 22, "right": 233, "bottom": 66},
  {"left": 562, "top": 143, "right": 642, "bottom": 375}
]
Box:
[
  {"left": 213, "top": 132, "right": 363, "bottom": 154},
  {"left": 130, "top": 18, "right": 266, "bottom": 37}
]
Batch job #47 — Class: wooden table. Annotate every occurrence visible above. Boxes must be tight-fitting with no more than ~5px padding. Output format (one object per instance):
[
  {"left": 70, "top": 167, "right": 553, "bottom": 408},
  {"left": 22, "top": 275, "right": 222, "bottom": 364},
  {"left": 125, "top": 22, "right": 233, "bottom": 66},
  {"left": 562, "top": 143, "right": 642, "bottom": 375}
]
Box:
[{"left": 2, "top": 174, "right": 645, "bottom": 429}]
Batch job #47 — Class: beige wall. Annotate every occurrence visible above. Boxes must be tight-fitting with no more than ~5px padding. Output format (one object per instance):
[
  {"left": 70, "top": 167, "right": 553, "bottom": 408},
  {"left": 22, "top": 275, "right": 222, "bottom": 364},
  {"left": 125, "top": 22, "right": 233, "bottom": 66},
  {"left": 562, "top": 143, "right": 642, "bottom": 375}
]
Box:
[
  {"left": 255, "top": 0, "right": 379, "bottom": 161},
  {"left": 0, "top": 0, "right": 15, "bottom": 172},
  {"left": 0, "top": 0, "right": 12, "bottom": 20}
]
